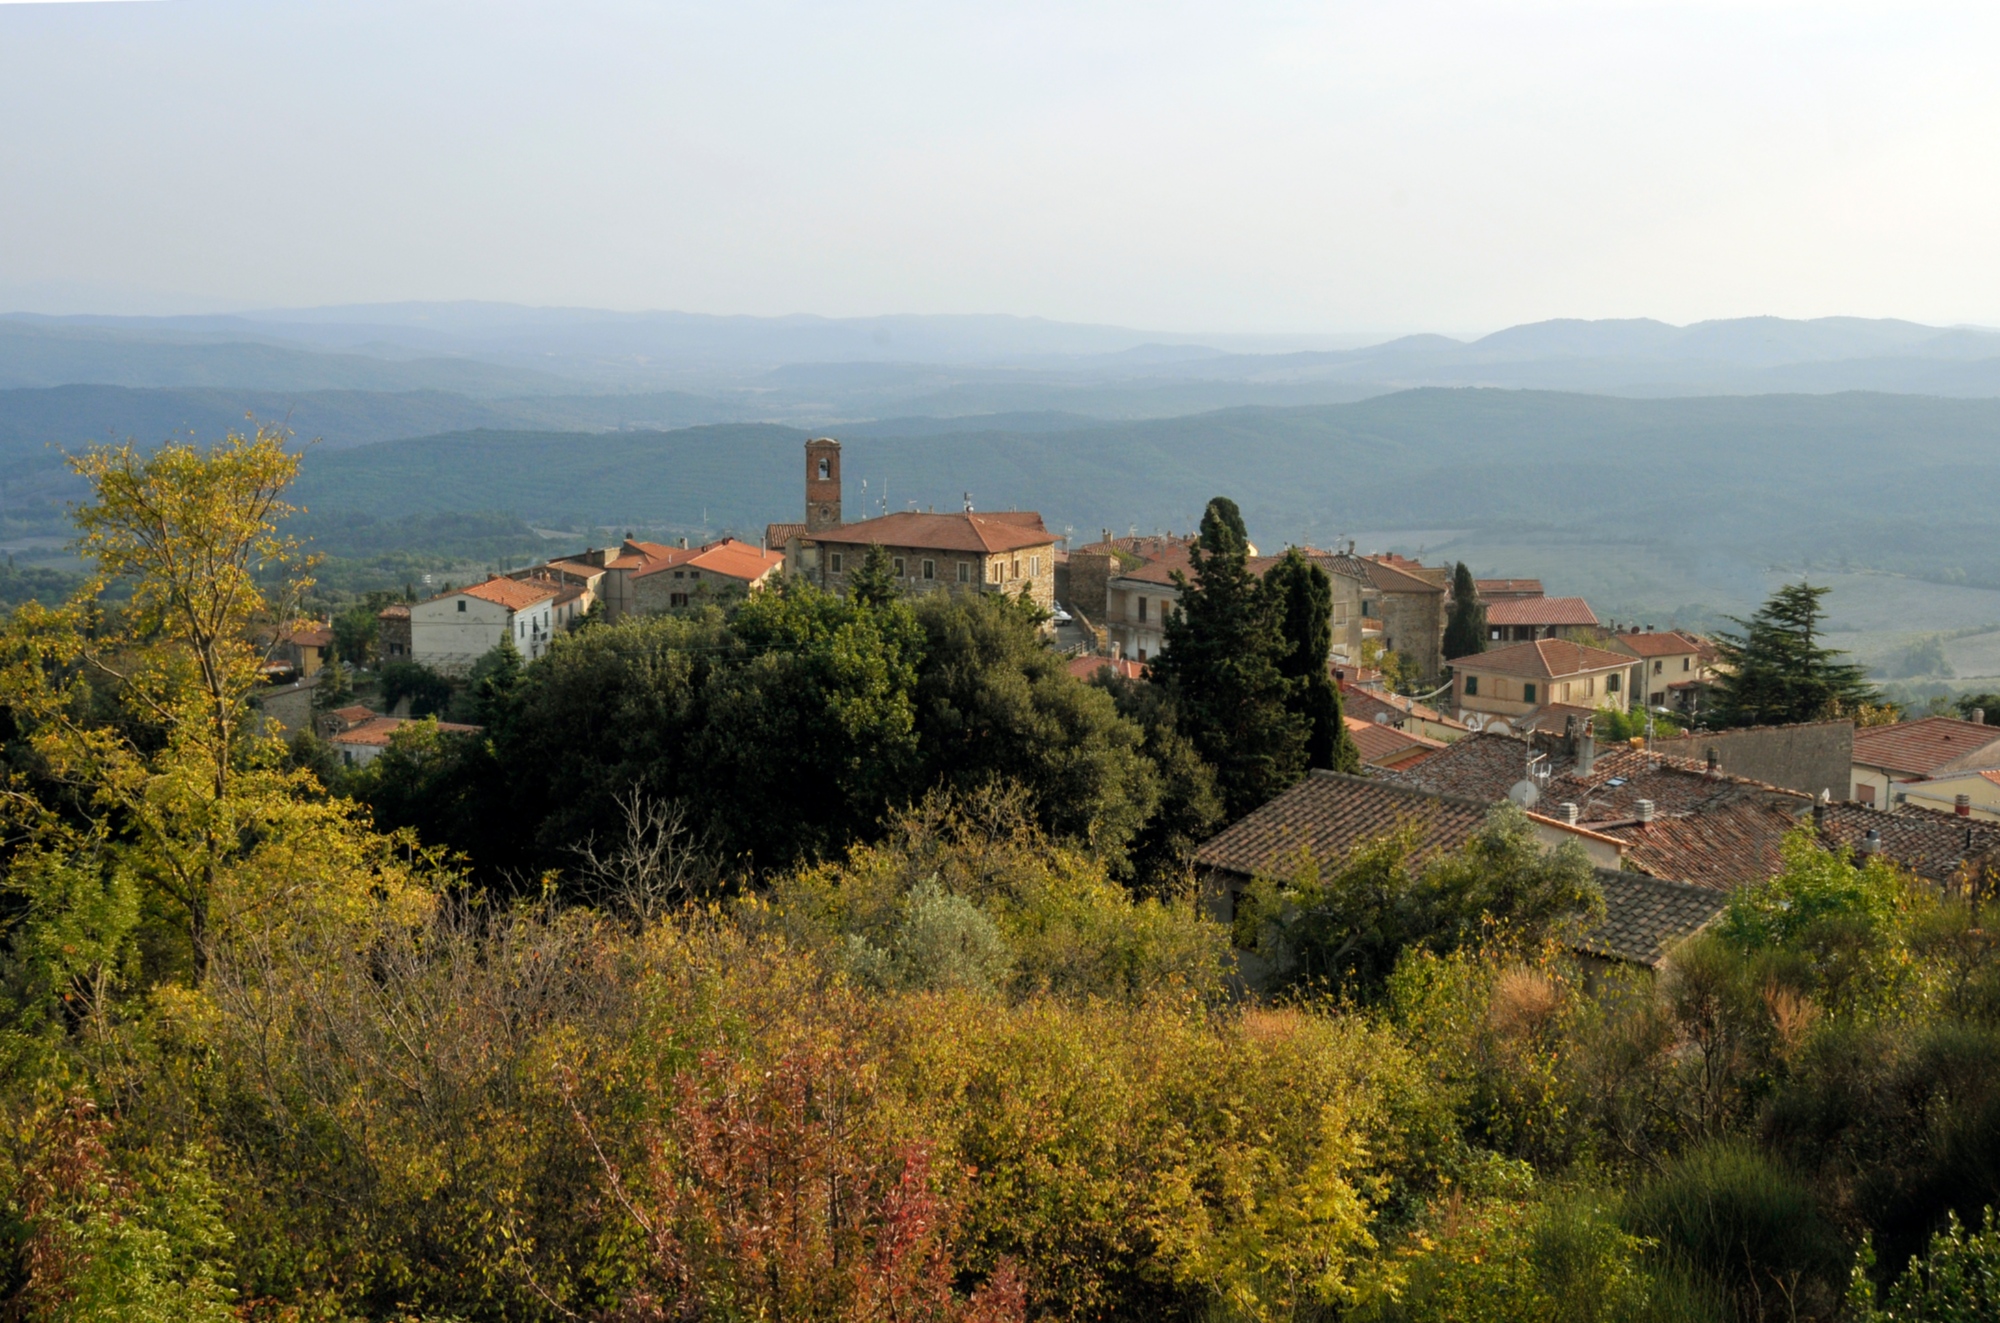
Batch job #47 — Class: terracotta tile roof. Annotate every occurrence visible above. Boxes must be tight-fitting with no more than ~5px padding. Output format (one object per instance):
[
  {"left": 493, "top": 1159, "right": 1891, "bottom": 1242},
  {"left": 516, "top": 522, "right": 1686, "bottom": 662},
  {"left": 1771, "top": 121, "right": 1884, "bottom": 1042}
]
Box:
[
  {"left": 1067, "top": 655, "right": 1147, "bottom": 682},
  {"left": 1384, "top": 732, "right": 1812, "bottom": 826},
  {"left": 284, "top": 625, "right": 333, "bottom": 648},
  {"left": 1852, "top": 717, "right": 2000, "bottom": 777},
  {"left": 1575, "top": 869, "right": 1728, "bottom": 967},
  {"left": 1814, "top": 800, "right": 2000, "bottom": 884},
  {"left": 1515, "top": 703, "right": 1603, "bottom": 734},
  {"left": 376, "top": 604, "right": 410, "bottom": 622},
  {"left": 1476, "top": 578, "right": 1544, "bottom": 598},
  {"left": 454, "top": 576, "right": 558, "bottom": 612},
  {"left": 538, "top": 559, "right": 608, "bottom": 584},
  {"left": 1449, "top": 638, "right": 1635, "bottom": 678},
  {"left": 632, "top": 537, "right": 785, "bottom": 584},
  {"left": 1340, "top": 682, "right": 1464, "bottom": 729},
  {"left": 1361, "top": 557, "right": 1445, "bottom": 594},
  {"left": 1344, "top": 715, "right": 1446, "bottom": 768},
  {"left": 1486, "top": 596, "right": 1599, "bottom": 628},
  {"left": 329, "top": 715, "right": 483, "bottom": 748},
  {"left": 1598, "top": 799, "right": 1806, "bottom": 890},
  {"left": 810, "top": 511, "right": 1054, "bottom": 555},
  {"left": 765, "top": 522, "right": 807, "bottom": 551},
  {"left": 1610, "top": 629, "right": 1705, "bottom": 659},
  {"left": 1196, "top": 771, "right": 1491, "bottom": 878},
  {"left": 325, "top": 703, "right": 376, "bottom": 730},
  {"left": 1117, "top": 544, "right": 1195, "bottom": 586}
]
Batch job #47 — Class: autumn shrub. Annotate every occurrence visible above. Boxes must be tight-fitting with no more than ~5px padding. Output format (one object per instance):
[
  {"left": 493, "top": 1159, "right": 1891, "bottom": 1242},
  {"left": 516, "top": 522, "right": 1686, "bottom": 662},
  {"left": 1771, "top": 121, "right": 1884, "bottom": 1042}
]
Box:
[{"left": 765, "top": 788, "right": 1227, "bottom": 1004}]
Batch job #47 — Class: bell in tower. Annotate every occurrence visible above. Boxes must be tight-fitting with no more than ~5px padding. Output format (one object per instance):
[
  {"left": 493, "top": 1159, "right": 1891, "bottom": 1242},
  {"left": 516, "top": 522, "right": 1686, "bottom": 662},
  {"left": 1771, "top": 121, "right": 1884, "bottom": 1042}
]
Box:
[{"left": 805, "top": 437, "right": 842, "bottom": 532}]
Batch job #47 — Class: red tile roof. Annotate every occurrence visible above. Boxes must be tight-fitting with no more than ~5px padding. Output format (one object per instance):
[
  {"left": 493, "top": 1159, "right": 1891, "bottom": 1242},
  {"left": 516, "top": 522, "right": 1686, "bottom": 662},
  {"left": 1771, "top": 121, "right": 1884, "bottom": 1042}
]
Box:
[
  {"left": 284, "top": 625, "right": 333, "bottom": 648},
  {"left": 376, "top": 604, "right": 410, "bottom": 621},
  {"left": 1852, "top": 716, "right": 2000, "bottom": 777},
  {"left": 1610, "top": 630, "right": 1706, "bottom": 658},
  {"left": 1344, "top": 715, "right": 1445, "bottom": 768},
  {"left": 1475, "top": 578, "right": 1544, "bottom": 598},
  {"left": 1486, "top": 596, "right": 1599, "bottom": 628},
  {"left": 1340, "top": 682, "right": 1462, "bottom": 729},
  {"left": 1196, "top": 772, "right": 1491, "bottom": 878},
  {"left": 329, "top": 715, "right": 483, "bottom": 748},
  {"left": 1598, "top": 799, "right": 1804, "bottom": 890},
  {"left": 1361, "top": 557, "right": 1445, "bottom": 594},
  {"left": 1450, "top": 638, "right": 1635, "bottom": 678},
  {"left": 632, "top": 537, "right": 785, "bottom": 584},
  {"left": 1814, "top": 800, "right": 2000, "bottom": 884},
  {"left": 810, "top": 511, "right": 1054, "bottom": 555},
  {"left": 765, "top": 522, "right": 807, "bottom": 551},
  {"left": 456, "top": 576, "right": 558, "bottom": 612},
  {"left": 1116, "top": 544, "right": 1196, "bottom": 586},
  {"left": 1067, "top": 655, "right": 1147, "bottom": 682}
]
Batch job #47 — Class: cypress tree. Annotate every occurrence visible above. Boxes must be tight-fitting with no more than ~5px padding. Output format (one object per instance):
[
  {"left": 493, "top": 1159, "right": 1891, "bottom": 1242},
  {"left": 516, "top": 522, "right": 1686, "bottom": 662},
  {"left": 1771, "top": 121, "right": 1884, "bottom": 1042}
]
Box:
[
  {"left": 1711, "top": 581, "right": 1878, "bottom": 727},
  {"left": 847, "top": 542, "right": 899, "bottom": 607},
  {"left": 1150, "top": 497, "right": 1307, "bottom": 819},
  {"left": 1265, "top": 548, "right": 1361, "bottom": 774},
  {"left": 1442, "top": 561, "right": 1486, "bottom": 663}
]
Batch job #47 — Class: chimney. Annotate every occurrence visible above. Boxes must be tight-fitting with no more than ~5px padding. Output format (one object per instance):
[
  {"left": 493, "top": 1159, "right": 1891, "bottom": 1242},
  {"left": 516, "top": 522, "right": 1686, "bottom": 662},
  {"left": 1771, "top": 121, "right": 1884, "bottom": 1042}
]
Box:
[
  {"left": 1576, "top": 727, "right": 1596, "bottom": 778},
  {"left": 678, "top": 536, "right": 688, "bottom": 549},
  {"left": 1812, "top": 799, "right": 1828, "bottom": 828},
  {"left": 1860, "top": 828, "right": 1881, "bottom": 856},
  {"left": 1635, "top": 798, "right": 1656, "bottom": 825},
  {"left": 1558, "top": 802, "right": 1579, "bottom": 826},
  {"left": 1976, "top": 708, "right": 1988, "bottom": 725},
  {"left": 1706, "top": 748, "right": 1720, "bottom": 776},
  {"left": 1957, "top": 793, "right": 1972, "bottom": 818}
]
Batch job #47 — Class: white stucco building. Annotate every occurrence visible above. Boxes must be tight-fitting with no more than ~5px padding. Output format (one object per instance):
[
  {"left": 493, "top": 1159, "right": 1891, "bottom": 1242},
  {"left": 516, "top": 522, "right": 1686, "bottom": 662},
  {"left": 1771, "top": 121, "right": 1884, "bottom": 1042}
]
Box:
[{"left": 410, "top": 576, "right": 560, "bottom": 676}]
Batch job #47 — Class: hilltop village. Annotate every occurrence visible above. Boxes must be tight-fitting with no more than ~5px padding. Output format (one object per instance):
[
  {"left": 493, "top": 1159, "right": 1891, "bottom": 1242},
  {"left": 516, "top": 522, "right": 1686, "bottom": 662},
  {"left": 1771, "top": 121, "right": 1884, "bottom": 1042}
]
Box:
[{"left": 260, "top": 436, "right": 2000, "bottom": 976}]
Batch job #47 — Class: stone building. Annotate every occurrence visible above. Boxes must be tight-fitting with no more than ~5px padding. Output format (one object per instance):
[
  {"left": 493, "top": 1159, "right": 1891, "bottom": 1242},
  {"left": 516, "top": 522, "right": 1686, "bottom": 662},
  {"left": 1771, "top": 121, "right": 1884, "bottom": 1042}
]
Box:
[{"left": 775, "top": 439, "right": 1058, "bottom": 611}]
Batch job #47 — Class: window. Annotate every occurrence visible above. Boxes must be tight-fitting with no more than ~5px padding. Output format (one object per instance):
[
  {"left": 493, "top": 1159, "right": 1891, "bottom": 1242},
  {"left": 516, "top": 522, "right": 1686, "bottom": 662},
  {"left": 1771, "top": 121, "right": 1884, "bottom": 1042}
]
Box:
[
  {"left": 990, "top": 561, "right": 1002, "bottom": 583},
  {"left": 922, "top": 559, "right": 935, "bottom": 580},
  {"left": 957, "top": 562, "right": 969, "bottom": 583},
  {"left": 670, "top": 592, "right": 688, "bottom": 608},
  {"left": 817, "top": 457, "right": 830, "bottom": 480},
  {"left": 1030, "top": 555, "right": 1040, "bottom": 577},
  {"left": 1523, "top": 682, "right": 1538, "bottom": 703},
  {"left": 1560, "top": 683, "right": 1572, "bottom": 702},
  {"left": 1683, "top": 657, "right": 1691, "bottom": 671},
  {"left": 1856, "top": 783, "right": 1876, "bottom": 805},
  {"left": 1464, "top": 675, "right": 1479, "bottom": 696},
  {"left": 674, "top": 570, "right": 685, "bottom": 579},
  {"left": 893, "top": 557, "right": 906, "bottom": 577},
  {"left": 1585, "top": 676, "right": 1595, "bottom": 697},
  {"left": 1490, "top": 628, "right": 1501, "bottom": 641},
  {"left": 1137, "top": 597, "right": 1148, "bottom": 622},
  {"left": 1362, "top": 601, "right": 1373, "bottom": 617},
  {"left": 1137, "top": 648, "right": 1147, "bottom": 662},
  {"left": 1653, "top": 660, "right": 1663, "bottom": 675},
  {"left": 831, "top": 552, "right": 843, "bottom": 573},
  {"left": 1607, "top": 672, "right": 1620, "bottom": 693},
  {"left": 1011, "top": 558, "right": 1020, "bottom": 580},
  {"left": 457, "top": 600, "right": 467, "bottom": 613}
]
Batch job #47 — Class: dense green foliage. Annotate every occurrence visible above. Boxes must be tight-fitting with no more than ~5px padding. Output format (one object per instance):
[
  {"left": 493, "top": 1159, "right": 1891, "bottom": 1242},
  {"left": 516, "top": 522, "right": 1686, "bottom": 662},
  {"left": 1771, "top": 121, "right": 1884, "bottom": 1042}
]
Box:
[
  {"left": 1268, "top": 547, "right": 1361, "bottom": 774},
  {"left": 1149, "top": 497, "right": 1308, "bottom": 819},
  {"left": 1443, "top": 561, "right": 1487, "bottom": 663},
  {"left": 1711, "top": 582, "right": 1880, "bottom": 727},
  {"left": 5, "top": 434, "right": 2000, "bottom": 1321}
]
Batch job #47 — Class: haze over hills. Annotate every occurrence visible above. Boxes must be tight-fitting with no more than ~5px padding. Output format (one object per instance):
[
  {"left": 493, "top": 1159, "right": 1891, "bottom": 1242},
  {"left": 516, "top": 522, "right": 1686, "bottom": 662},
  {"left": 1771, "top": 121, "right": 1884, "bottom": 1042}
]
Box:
[{"left": 9, "top": 308, "right": 2000, "bottom": 403}]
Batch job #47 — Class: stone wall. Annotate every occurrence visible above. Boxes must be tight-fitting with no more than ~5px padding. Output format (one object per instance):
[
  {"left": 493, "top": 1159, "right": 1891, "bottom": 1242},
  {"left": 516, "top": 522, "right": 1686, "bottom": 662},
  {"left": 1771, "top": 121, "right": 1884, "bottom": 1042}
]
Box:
[
  {"left": 1065, "top": 551, "right": 1116, "bottom": 619},
  {"left": 1649, "top": 720, "right": 1854, "bottom": 800},
  {"left": 1376, "top": 589, "right": 1445, "bottom": 684}
]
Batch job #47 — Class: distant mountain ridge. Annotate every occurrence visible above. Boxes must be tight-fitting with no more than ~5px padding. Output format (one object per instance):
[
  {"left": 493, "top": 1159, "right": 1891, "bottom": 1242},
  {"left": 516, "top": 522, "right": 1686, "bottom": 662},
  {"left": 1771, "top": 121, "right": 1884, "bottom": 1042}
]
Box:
[{"left": 7, "top": 307, "right": 2000, "bottom": 401}]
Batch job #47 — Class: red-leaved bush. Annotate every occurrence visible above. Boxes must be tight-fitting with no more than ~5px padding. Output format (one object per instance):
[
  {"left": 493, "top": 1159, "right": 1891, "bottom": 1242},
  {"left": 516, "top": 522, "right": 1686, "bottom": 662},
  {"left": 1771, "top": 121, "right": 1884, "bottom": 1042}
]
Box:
[{"left": 579, "top": 1046, "right": 1024, "bottom": 1323}]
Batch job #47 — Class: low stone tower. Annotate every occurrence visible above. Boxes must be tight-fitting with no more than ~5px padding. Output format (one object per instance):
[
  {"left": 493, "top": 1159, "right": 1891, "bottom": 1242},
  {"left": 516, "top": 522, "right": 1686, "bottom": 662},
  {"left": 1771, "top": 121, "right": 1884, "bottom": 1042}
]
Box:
[{"left": 805, "top": 437, "right": 842, "bottom": 532}]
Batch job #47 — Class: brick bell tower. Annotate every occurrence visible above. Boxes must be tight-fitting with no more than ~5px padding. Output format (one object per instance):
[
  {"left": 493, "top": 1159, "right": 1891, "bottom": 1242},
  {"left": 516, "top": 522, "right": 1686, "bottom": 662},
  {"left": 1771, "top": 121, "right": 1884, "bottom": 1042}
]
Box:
[{"left": 805, "top": 437, "right": 842, "bottom": 532}]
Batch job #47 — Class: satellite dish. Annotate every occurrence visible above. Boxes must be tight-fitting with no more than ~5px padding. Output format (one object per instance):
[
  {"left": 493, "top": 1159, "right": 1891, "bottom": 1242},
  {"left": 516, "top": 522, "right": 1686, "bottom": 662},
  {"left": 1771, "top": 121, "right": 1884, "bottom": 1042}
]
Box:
[
  {"left": 1508, "top": 779, "right": 1541, "bottom": 809},
  {"left": 1374, "top": 712, "right": 1391, "bottom": 724}
]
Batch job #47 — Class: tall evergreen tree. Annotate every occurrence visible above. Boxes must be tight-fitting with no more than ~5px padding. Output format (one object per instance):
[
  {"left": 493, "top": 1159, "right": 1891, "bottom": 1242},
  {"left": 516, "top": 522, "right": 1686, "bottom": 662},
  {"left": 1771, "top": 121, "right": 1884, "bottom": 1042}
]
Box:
[
  {"left": 1265, "top": 549, "right": 1361, "bottom": 774},
  {"left": 1149, "top": 497, "right": 1307, "bottom": 819},
  {"left": 1711, "top": 581, "right": 1878, "bottom": 727},
  {"left": 1442, "top": 561, "right": 1487, "bottom": 663},
  {"left": 847, "top": 542, "right": 899, "bottom": 607}
]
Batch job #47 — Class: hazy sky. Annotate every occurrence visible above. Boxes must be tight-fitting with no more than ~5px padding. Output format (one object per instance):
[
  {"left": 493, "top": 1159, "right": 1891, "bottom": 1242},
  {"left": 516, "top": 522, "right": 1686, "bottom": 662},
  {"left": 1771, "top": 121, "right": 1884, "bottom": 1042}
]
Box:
[{"left": 3, "top": 1, "right": 1998, "bottom": 332}]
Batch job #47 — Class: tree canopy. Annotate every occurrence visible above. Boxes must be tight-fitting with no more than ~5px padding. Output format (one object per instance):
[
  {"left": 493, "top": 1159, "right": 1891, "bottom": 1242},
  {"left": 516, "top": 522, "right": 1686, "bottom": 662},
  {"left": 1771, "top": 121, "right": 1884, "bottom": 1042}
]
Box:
[
  {"left": 1265, "top": 548, "right": 1360, "bottom": 774},
  {"left": 1147, "top": 497, "right": 1307, "bottom": 819},
  {"left": 1709, "top": 582, "right": 1878, "bottom": 727},
  {"left": 1443, "top": 561, "right": 1486, "bottom": 663}
]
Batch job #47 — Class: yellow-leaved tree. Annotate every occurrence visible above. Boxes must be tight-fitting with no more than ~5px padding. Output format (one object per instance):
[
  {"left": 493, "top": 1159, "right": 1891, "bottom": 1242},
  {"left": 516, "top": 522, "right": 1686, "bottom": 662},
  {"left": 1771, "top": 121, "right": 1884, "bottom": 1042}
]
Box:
[{"left": 0, "top": 425, "right": 432, "bottom": 1001}]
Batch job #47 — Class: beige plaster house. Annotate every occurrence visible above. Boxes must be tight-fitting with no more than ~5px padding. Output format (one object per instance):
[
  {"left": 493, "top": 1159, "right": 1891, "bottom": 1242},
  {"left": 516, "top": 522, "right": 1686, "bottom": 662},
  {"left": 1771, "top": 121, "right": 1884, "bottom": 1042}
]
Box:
[{"left": 1448, "top": 638, "right": 1639, "bottom": 728}]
